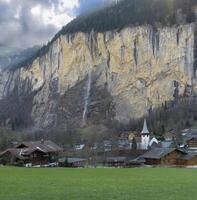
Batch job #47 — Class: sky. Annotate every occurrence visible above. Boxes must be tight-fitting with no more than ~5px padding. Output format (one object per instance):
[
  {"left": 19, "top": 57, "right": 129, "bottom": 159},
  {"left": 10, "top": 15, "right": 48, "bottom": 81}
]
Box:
[{"left": 0, "top": 0, "right": 115, "bottom": 49}]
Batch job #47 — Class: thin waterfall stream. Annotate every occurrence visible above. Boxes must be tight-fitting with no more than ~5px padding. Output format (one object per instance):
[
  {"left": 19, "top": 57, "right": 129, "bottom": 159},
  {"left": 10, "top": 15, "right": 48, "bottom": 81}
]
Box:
[{"left": 82, "top": 70, "right": 92, "bottom": 126}]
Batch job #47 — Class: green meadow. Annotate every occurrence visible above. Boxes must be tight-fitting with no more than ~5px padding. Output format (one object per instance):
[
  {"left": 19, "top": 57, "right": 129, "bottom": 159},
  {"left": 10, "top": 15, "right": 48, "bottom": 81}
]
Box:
[{"left": 0, "top": 167, "right": 196, "bottom": 200}]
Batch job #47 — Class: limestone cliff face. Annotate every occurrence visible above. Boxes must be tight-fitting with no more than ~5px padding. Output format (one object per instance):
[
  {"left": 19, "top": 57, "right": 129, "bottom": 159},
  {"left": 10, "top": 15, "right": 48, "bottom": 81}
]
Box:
[{"left": 0, "top": 23, "right": 196, "bottom": 129}]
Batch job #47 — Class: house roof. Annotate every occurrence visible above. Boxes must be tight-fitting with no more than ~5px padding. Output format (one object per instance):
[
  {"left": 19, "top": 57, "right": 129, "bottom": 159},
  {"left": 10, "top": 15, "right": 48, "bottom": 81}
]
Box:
[
  {"left": 149, "top": 137, "right": 159, "bottom": 147},
  {"left": 142, "top": 148, "right": 185, "bottom": 160},
  {"left": 178, "top": 153, "right": 197, "bottom": 161},
  {"left": 160, "top": 141, "right": 174, "bottom": 148},
  {"left": 183, "top": 129, "right": 197, "bottom": 140},
  {"left": 187, "top": 129, "right": 197, "bottom": 135},
  {"left": 16, "top": 140, "right": 63, "bottom": 153},
  {"left": 129, "top": 157, "right": 146, "bottom": 164},
  {"left": 184, "top": 135, "right": 197, "bottom": 142},
  {"left": 0, "top": 148, "right": 27, "bottom": 160},
  {"left": 20, "top": 148, "right": 47, "bottom": 156}
]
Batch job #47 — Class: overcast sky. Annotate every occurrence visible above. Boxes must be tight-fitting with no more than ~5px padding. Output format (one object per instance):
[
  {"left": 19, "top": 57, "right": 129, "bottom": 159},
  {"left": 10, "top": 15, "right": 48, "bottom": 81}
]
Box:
[{"left": 0, "top": 0, "right": 114, "bottom": 49}]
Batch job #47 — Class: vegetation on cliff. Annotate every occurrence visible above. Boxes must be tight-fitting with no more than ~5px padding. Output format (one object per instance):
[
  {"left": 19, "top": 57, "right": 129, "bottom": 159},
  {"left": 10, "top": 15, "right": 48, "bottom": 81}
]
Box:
[
  {"left": 62, "top": 0, "right": 196, "bottom": 34},
  {"left": 9, "top": 0, "right": 197, "bottom": 70}
]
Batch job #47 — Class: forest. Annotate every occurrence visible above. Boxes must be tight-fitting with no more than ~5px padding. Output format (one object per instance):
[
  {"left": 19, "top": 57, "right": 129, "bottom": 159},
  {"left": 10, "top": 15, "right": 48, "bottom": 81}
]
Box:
[{"left": 62, "top": 0, "right": 197, "bottom": 34}]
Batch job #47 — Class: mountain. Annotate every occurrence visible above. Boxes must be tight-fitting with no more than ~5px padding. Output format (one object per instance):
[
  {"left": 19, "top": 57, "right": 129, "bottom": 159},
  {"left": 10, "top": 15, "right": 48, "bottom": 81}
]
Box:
[
  {"left": 0, "top": 46, "right": 40, "bottom": 70},
  {"left": 0, "top": 0, "right": 196, "bottom": 132},
  {"left": 0, "top": 44, "right": 21, "bottom": 57}
]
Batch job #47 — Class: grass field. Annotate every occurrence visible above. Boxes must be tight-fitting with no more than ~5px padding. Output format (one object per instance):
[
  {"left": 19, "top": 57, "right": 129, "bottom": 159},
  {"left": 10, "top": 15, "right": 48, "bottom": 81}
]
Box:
[{"left": 0, "top": 167, "right": 197, "bottom": 200}]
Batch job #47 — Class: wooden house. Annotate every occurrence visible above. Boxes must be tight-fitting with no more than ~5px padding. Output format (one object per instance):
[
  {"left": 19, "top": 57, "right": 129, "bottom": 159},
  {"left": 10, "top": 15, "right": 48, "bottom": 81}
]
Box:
[
  {"left": 141, "top": 148, "right": 186, "bottom": 165},
  {"left": 0, "top": 140, "right": 63, "bottom": 166}
]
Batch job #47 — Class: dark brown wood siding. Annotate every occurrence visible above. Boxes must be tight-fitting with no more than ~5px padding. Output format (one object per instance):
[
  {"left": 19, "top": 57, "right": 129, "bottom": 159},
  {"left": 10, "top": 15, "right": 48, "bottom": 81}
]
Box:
[
  {"left": 145, "top": 159, "right": 161, "bottom": 165},
  {"left": 177, "top": 157, "right": 197, "bottom": 166},
  {"left": 144, "top": 150, "right": 185, "bottom": 165},
  {"left": 160, "top": 150, "right": 182, "bottom": 165}
]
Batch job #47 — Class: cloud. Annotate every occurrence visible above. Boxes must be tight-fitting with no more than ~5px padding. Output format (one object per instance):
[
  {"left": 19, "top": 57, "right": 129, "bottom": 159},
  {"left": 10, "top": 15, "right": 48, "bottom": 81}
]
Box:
[
  {"left": 0, "top": 0, "right": 115, "bottom": 49},
  {"left": 0, "top": 0, "right": 78, "bottom": 48}
]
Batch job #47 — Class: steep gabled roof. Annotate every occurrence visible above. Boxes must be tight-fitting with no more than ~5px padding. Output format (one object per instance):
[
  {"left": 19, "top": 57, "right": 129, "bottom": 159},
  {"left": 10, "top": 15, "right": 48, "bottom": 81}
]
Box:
[
  {"left": 0, "top": 148, "right": 27, "bottom": 160},
  {"left": 20, "top": 148, "right": 47, "bottom": 156},
  {"left": 16, "top": 140, "right": 63, "bottom": 153},
  {"left": 149, "top": 137, "right": 159, "bottom": 147},
  {"left": 142, "top": 148, "right": 185, "bottom": 160}
]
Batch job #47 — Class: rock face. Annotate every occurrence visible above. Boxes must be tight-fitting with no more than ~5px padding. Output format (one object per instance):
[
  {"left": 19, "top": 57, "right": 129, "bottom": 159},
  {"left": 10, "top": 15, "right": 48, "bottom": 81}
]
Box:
[{"left": 0, "top": 24, "right": 196, "bottom": 129}]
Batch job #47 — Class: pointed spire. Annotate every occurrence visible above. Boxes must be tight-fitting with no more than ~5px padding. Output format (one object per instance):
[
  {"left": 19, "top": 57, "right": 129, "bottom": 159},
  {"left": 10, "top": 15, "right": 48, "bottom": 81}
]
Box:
[{"left": 141, "top": 119, "right": 150, "bottom": 135}]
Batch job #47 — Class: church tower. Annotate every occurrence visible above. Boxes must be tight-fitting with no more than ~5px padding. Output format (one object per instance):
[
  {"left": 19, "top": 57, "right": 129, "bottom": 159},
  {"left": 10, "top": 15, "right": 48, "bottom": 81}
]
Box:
[{"left": 141, "top": 119, "right": 150, "bottom": 150}]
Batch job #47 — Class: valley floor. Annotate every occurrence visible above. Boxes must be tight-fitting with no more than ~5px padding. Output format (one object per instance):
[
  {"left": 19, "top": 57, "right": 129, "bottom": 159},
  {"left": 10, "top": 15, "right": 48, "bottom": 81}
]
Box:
[{"left": 0, "top": 167, "right": 196, "bottom": 200}]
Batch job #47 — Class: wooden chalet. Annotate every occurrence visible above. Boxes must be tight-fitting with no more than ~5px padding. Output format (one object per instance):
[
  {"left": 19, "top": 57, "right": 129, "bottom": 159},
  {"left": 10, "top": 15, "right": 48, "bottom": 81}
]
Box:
[
  {"left": 0, "top": 140, "right": 63, "bottom": 166},
  {"left": 141, "top": 148, "right": 186, "bottom": 165}
]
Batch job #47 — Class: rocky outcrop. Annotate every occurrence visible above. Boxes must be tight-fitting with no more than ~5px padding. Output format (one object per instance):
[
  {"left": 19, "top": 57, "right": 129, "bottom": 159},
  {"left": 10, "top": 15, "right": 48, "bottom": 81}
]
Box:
[{"left": 0, "top": 23, "right": 196, "bottom": 129}]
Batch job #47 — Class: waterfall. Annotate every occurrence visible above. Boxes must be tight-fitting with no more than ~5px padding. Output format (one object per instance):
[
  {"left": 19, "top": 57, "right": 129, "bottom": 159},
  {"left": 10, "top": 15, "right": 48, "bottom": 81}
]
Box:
[{"left": 82, "top": 70, "right": 92, "bottom": 126}]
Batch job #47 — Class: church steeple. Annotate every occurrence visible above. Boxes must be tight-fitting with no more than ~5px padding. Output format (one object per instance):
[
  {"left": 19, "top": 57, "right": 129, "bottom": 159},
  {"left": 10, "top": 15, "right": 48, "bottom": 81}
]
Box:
[
  {"left": 140, "top": 119, "right": 150, "bottom": 150},
  {"left": 141, "top": 119, "right": 150, "bottom": 135}
]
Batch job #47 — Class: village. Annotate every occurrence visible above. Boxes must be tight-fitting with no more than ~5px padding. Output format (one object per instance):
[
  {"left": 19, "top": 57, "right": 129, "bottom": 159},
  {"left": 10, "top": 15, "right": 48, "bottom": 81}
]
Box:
[{"left": 1, "top": 119, "right": 197, "bottom": 168}]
